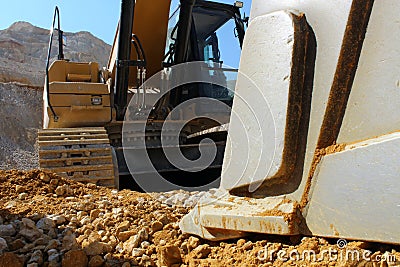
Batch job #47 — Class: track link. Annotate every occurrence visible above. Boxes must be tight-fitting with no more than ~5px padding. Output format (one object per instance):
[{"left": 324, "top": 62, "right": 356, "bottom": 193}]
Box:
[{"left": 38, "top": 127, "right": 116, "bottom": 188}]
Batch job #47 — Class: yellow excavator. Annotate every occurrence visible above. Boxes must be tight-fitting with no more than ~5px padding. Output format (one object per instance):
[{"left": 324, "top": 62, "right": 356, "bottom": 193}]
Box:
[
  {"left": 38, "top": 0, "right": 246, "bottom": 189},
  {"left": 38, "top": 0, "right": 400, "bottom": 246}
]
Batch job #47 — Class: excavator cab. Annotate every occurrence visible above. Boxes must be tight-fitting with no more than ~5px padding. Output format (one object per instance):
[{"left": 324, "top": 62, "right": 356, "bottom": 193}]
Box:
[{"left": 163, "top": 0, "right": 245, "bottom": 108}]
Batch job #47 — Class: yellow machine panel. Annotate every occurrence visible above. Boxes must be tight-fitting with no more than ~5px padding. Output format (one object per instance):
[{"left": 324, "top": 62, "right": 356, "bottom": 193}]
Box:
[
  {"left": 108, "top": 0, "right": 172, "bottom": 86},
  {"left": 44, "top": 60, "right": 112, "bottom": 128}
]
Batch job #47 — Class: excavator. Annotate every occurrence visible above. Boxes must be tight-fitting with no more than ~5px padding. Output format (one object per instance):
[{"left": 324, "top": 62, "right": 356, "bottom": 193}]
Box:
[
  {"left": 38, "top": 0, "right": 246, "bottom": 189},
  {"left": 37, "top": 0, "right": 400, "bottom": 247},
  {"left": 181, "top": 0, "right": 400, "bottom": 245}
]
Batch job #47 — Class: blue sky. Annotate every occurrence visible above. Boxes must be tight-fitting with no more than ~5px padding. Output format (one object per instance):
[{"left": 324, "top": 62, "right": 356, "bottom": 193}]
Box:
[{"left": 0, "top": 0, "right": 251, "bottom": 66}]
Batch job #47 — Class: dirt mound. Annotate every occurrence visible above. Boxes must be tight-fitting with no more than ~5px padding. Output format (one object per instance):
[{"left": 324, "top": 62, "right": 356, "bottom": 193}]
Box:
[{"left": 0, "top": 170, "right": 398, "bottom": 266}]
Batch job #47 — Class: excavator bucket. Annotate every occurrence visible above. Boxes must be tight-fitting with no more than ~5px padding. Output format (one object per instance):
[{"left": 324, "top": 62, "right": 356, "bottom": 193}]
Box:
[{"left": 181, "top": 0, "right": 400, "bottom": 244}]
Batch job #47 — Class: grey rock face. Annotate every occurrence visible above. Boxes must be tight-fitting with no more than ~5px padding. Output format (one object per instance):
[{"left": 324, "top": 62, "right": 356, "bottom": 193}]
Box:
[{"left": 0, "top": 21, "right": 111, "bottom": 87}]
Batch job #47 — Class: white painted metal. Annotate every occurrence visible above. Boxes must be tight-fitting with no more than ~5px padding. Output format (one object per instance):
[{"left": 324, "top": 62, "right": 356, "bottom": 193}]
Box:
[
  {"left": 306, "top": 132, "right": 400, "bottom": 244},
  {"left": 337, "top": 0, "right": 400, "bottom": 144},
  {"left": 181, "top": 0, "right": 400, "bottom": 244},
  {"left": 221, "top": 11, "right": 295, "bottom": 191},
  {"left": 180, "top": 191, "right": 297, "bottom": 240},
  {"left": 247, "top": 0, "right": 353, "bottom": 202}
]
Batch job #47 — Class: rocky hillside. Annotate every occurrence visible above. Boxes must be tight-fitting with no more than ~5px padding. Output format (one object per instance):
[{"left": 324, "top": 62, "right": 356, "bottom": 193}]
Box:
[{"left": 0, "top": 21, "right": 111, "bottom": 87}]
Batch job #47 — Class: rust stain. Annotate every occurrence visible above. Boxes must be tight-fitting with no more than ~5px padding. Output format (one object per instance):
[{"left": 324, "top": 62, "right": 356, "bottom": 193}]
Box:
[
  {"left": 254, "top": 198, "right": 302, "bottom": 234},
  {"left": 300, "top": 143, "right": 346, "bottom": 208},
  {"left": 301, "top": 0, "right": 375, "bottom": 210},
  {"left": 330, "top": 224, "right": 340, "bottom": 236}
]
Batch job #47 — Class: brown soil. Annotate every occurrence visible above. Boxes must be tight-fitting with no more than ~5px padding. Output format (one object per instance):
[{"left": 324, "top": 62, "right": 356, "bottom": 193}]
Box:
[{"left": 0, "top": 170, "right": 399, "bottom": 267}]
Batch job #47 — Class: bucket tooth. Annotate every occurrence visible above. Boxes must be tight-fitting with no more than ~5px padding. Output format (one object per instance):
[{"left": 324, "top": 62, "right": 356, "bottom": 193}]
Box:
[{"left": 180, "top": 192, "right": 300, "bottom": 241}]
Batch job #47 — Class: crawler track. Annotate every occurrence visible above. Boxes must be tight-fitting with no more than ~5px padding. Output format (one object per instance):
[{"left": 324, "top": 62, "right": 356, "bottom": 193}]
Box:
[{"left": 38, "top": 127, "right": 116, "bottom": 188}]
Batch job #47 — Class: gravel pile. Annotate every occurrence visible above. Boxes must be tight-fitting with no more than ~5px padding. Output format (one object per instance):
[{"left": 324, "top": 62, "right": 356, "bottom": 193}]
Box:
[
  {"left": 0, "top": 170, "right": 399, "bottom": 267},
  {"left": 0, "top": 83, "right": 42, "bottom": 170}
]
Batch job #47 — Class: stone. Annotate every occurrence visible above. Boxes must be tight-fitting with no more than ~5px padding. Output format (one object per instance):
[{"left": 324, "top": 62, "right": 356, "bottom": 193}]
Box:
[
  {"left": 188, "top": 236, "right": 201, "bottom": 250},
  {"left": 138, "top": 228, "right": 148, "bottom": 241},
  {"left": 117, "top": 221, "right": 130, "bottom": 233},
  {"left": 157, "top": 245, "right": 182, "bottom": 267},
  {"left": 87, "top": 232, "right": 101, "bottom": 243},
  {"left": 90, "top": 209, "right": 101, "bottom": 221},
  {"left": 49, "top": 215, "right": 66, "bottom": 225},
  {"left": 28, "top": 250, "right": 43, "bottom": 265},
  {"left": 62, "top": 233, "right": 78, "bottom": 251},
  {"left": 156, "top": 214, "right": 170, "bottom": 225},
  {"left": 88, "top": 255, "right": 104, "bottom": 267},
  {"left": 39, "top": 172, "right": 50, "bottom": 183},
  {"left": 8, "top": 239, "right": 25, "bottom": 251},
  {"left": 45, "top": 239, "right": 59, "bottom": 252},
  {"left": 0, "top": 224, "right": 16, "bottom": 237},
  {"left": 80, "top": 216, "right": 91, "bottom": 226},
  {"left": 117, "top": 230, "right": 136, "bottom": 242},
  {"left": 18, "top": 192, "right": 28, "bottom": 200},
  {"left": 151, "top": 221, "right": 163, "bottom": 233},
  {"left": 191, "top": 244, "right": 211, "bottom": 259},
  {"left": 48, "top": 262, "right": 59, "bottom": 267},
  {"left": 141, "top": 255, "right": 152, "bottom": 267},
  {"left": 22, "top": 218, "right": 36, "bottom": 228},
  {"left": 5, "top": 201, "right": 17, "bottom": 209},
  {"left": 87, "top": 183, "right": 97, "bottom": 189},
  {"left": 36, "top": 217, "right": 56, "bottom": 231},
  {"left": 123, "top": 235, "right": 141, "bottom": 254},
  {"left": 0, "top": 252, "right": 23, "bottom": 267},
  {"left": 15, "top": 185, "right": 25, "bottom": 193},
  {"left": 237, "top": 238, "right": 246, "bottom": 247},
  {"left": 83, "top": 241, "right": 112, "bottom": 256},
  {"left": 141, "top": 241, "right": 150, "bottom": 249},
  {"left": 48, "top": 249, "right": 60, "bottom": 263},
  {"left": 0, "top": 237, "right": 7, "bottom": 251},
  {"left": 62, "top": 249, "right": 88, "bottom": 267},
  {"left": 19, "top": 221, "right": 42, "bottom": 242},
  {"left": 48, "top": 248, "right": 58, "bottom": 255},
  {"left": 29, "top": 213, "right": 44, "bottom": 222},
  {"left": 242, "top": 241, "right": 253, "bottom": 250},
  {"left": 34, "top": 237, "right": 47, "bottom": 246},
  {"left": 55, "top": 185, "right": 65, "bottom": 196},
  {"left": 132, "top": 248, "right": 146, "bottom": 257},
  {"left": 48, "top": 228, "right": 57, "bottom": 239}
]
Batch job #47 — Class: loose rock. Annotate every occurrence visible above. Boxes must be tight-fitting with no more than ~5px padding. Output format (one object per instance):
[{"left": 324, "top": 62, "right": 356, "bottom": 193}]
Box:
[
  {"left": 88, "top": 255, "right": 104, "bottom": 267},
  {"left": 191, "top": 244, "right": 211, "bottom": 259},
  {"left": 158, "top": 245, "right": 182, "bottom": 267},
  {"left": 62, "top": 249, "right": 88, "bottom": 267},
  {"left": 0, "top": 224, "right": 16, "bottom": 236},
  {"left": 0, "top": 237, "right": 8, "bottom": 252},
  {"left": 0, "top": 252, "right": 23, "bottom": 267}
]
